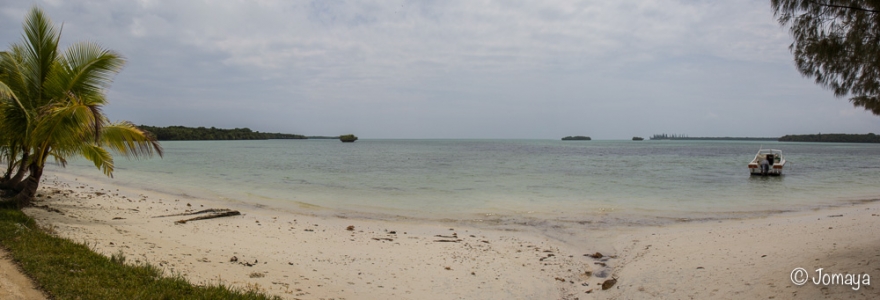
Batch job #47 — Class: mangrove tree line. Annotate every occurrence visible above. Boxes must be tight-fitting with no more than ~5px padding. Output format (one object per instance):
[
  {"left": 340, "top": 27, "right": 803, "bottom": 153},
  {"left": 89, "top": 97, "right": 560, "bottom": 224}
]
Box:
[{"left": 137, "top": 125, "right": 306, "bottom": 141}]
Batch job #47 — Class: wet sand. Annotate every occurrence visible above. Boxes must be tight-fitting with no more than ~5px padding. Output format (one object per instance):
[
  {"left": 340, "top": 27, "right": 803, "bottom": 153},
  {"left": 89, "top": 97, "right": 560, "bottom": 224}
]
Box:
[{"left": 21, "top": 172, "right": 880, "bottom": 299}]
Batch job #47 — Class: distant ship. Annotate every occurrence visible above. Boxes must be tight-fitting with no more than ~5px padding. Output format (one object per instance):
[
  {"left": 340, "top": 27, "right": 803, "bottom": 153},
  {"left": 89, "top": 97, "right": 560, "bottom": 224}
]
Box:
[{"left": 632, "top": 137, "right": 644, "bottom": 141}]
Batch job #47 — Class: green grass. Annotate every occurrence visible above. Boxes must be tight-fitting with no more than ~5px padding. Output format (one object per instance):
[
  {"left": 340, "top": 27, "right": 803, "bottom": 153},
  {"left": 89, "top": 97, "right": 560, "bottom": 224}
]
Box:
[{"left": 0, "top": 203, "right": 280, "bottom": 300}]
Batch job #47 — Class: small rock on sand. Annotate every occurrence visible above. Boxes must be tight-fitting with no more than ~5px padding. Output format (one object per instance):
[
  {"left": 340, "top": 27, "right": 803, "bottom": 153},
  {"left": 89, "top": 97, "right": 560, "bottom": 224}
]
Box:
[{"left": 602, "top": 278, "right": 617, "bottom": 290}]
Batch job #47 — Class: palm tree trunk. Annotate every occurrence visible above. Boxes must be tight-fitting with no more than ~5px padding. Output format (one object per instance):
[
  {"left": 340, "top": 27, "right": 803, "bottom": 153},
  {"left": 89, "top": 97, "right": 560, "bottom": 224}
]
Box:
[
  {"left": 0, "top": 157, "right": 29, "bottom": 194},
  {"left": 10, "top": 162, "right": 27, "bottom": 184},
  {"left": 3, "top": 160, "right": 12, "bottom": 181},
  {"left": 12, "top": 163, "right": 42, "bottom": 207},
  {"left": 2, "top": 147, "right": 22, "bottom": 181}
]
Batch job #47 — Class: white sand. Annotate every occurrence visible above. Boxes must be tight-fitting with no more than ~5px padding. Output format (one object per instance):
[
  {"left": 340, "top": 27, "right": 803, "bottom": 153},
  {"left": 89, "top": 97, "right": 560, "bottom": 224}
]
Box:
[
  {"left": 604, "top": 203, "right": 880, "bottom": 299},
  {"left": 22, "top": 172, "right": 880, "bottom": 299}
]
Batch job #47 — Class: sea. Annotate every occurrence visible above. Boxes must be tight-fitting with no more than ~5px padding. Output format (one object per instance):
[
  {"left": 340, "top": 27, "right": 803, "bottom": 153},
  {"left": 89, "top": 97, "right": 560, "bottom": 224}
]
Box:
[{"left": 46, "top": 139, "right": 880, "bottom": 228}]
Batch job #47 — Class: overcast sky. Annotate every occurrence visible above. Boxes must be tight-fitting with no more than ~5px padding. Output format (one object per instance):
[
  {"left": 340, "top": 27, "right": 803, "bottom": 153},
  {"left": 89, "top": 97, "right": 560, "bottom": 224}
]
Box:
[{"left": 2, "top": 0, "right": 878, "bottom": 139}]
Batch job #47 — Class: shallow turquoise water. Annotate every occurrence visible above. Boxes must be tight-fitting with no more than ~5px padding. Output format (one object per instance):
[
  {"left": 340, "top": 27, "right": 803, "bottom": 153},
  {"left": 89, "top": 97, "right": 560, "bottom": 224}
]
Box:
[{"left": 48, "top": 139, "right": 880, "bottom": 225}]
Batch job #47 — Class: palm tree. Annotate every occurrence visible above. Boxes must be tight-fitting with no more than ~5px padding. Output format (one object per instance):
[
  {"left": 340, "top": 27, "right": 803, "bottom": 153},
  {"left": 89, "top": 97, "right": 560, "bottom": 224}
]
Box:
[{"left": 0, "top": 6, "right": 162, "bottom": 207}]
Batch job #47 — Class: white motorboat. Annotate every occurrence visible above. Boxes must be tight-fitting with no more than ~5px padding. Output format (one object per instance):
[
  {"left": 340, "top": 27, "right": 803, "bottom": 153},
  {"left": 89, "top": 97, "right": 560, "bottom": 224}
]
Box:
[{"left": 748, "top": 148, "right": 786, "bottom": 176}]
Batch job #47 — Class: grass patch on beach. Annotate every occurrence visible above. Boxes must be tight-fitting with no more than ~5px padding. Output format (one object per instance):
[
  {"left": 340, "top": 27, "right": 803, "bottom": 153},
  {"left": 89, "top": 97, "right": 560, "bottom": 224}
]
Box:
[{"left": 0, "top": 205, "right": 279, "bottom": 300}]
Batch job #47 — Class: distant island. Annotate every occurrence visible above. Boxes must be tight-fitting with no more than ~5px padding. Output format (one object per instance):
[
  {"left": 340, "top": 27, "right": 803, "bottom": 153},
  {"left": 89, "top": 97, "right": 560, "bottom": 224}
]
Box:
[
  {"left": 649, "top": 134, "right": 777, "bottom": 141},
  {"left": 340, "top": 134, "right": 358, "bottom": 143},
  {"left": 138, "top": 125, "right": 306, "bottom": 141},
  {"left": 647, "top": 133, "right": 880, "bottom": 143},
  {"left": 562, "top": 136, "right": 591, "bottom": 141},
  {"left": 632, "top": 137, "right": 644, "bottom": 141},
  {"left": 779, "top": 133, "right": 880, "bottom": 143}
]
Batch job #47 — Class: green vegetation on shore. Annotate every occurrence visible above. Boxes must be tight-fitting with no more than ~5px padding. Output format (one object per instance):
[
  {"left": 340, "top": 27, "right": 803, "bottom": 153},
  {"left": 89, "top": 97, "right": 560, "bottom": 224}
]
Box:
[
  {"left": 0, "top": 205, "right": 279, "bottom": 299},
  {"left": 339, "top": 134, "right": 358, "bottom": 142},
  {"left": 562, "top": 136, "right": 591, "bottom": 141},
  {"left": 137, "top": 125, "right": 306, "bottom": 141},
  {"left": 779, "top": 133, "right": 880, "bottom": 143},
  {"left": 650, "top": 134, "right": 777, "bottom": 141}
]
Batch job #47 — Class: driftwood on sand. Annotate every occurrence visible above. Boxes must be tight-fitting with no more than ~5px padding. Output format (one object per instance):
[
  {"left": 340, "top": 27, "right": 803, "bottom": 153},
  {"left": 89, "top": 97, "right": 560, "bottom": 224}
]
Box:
[
  {"left": 152, "top": 208, "right": 241, "bottom": 224},
  {"left": 152, "top": 208, "right": 236, "bottom": 218}
]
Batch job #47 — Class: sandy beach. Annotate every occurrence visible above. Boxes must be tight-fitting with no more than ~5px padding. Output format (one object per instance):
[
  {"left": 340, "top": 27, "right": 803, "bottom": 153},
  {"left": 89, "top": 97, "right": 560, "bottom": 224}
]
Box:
[{"left": 20, "top": 172, "right": 880, "bottom": 299}]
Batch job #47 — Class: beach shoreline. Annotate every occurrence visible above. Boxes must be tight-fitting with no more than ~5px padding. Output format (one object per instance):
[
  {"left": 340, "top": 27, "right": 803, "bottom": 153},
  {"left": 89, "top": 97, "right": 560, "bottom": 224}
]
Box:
[{"left": 22, "top": 172, "right": 880, "bottom": 299}]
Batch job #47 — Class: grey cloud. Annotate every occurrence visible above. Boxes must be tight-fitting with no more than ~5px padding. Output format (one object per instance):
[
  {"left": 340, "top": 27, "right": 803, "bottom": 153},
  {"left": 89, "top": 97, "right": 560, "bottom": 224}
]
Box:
[{"left": 0, "top": 0, "right": 876, "bottom": 138}]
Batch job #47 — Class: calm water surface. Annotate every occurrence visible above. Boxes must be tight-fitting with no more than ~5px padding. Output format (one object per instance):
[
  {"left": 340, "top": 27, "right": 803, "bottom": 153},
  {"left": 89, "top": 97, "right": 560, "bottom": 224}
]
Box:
[{"left": 49, "top": 140, "right": 880, "bottom": 226}]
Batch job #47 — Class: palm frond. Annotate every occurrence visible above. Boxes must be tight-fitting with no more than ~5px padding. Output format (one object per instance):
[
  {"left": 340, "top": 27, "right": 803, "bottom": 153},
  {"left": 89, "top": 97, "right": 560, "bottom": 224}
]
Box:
[
  {"left": 101, "top": 121, "right": 164, "bottom": 159},
  {"left": 51, "top": 42, "right": 125, "bottom": 102},
  {"left": 0, "top": 46, "right": 30, "bottom": 98},
  {"left": 0, "top": 101, "right": 32, "bottom": 147},
  {"left": 0, "top": 47, "right": 33, "bottom": 117},
  {"left": 48, "top": 151, "right": 68, "bottom": 168},
  {"left": 31, "top": 101, "right": 98, "bottom": 165},
  {"left": 0, "top": 79, "right": 14, "bottom": 100},
  {"left": 77, "top": 143, "right": 114, "bottom": 177},
  {"left": 20, "top": 6, "right": 60, "bottom": 106}
]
